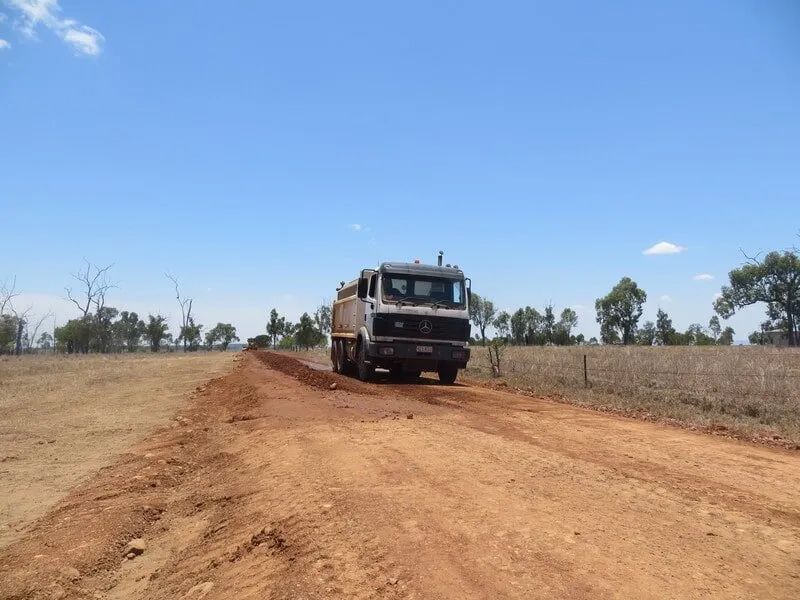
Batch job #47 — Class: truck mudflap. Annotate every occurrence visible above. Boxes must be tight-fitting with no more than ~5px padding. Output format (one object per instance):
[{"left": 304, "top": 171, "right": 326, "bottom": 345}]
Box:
[{"left": 365, "top": 340, "right": 469, "bottom": 369}]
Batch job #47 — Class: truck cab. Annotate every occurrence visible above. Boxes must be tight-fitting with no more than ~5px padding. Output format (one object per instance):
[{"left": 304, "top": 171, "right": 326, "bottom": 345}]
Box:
[{"left": 331, "top": 261, "right": 471, "bottom": 384}]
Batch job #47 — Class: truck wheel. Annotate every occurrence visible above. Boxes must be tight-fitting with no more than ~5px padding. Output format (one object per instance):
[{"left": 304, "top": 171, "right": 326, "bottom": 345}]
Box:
[
  {"left": 356, "top": 342, "right": 374, "bottom": 382},
  {"left": 437, "top": 364, "right": 458, "bottom": 385},
  {"left": 331, "top": 342, "right": 340, "bottom": 373},
  {"left": 337, "top": 341, "right": 350, "bottom": 375}
]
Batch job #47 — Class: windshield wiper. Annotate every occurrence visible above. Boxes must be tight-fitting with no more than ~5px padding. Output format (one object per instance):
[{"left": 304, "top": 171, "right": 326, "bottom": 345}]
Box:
[
  {"left": 430, "top": 300, "right": 457, "bottom": 309},
  {"left": 395, "top": 296, "right": 423, "bottom": 307}
]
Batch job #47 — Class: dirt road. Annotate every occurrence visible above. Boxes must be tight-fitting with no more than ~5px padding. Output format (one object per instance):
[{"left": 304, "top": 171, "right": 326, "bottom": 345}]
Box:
[{"left": 2, "top": 351, "right": 799, "bottom": 599}]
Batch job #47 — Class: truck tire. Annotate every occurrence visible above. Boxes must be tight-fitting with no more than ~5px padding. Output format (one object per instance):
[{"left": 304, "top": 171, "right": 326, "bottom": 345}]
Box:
[
  {"left": 331, "top": 342, "right": 340, "bottom": 373},
  {"left": 437, "top": 364, "right": 458, "bottom": 385},
  {"left": 338, "top": 341, "right": 353, "bottom": 375},
  {"left": 356, "top": 341, "right": 374, "bottom": 382}
]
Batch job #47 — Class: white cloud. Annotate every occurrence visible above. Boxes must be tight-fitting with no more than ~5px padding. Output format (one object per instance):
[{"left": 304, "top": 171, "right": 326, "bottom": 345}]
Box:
[
  {"left": 0, "top": 12, "right": 7, "bottom": 22},
  {"left": 60, "top": 22, "right": 102, "bottom": 55},
  {"left": 349, "top": 223, "right": 363, "bottom": 232},
  {"left": 0, "top": 39, "right": 9, "bottom": 49},
  {"left": 6, "top": 0, "right": 104, "bottom": 55},
  {"left": 643, "top": 241, "right": 687, "bottom": 255},
  {"left": 659, "top": 294, "right": 673, "bottom": 304},
  {"left": 693, "top": 273, "right": 714, "bottom": 281}
]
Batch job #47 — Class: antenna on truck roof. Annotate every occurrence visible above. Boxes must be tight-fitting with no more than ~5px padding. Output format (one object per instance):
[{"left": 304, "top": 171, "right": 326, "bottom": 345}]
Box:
[{"left": 437, "top": 250, "right": 444, "bottom": 266}]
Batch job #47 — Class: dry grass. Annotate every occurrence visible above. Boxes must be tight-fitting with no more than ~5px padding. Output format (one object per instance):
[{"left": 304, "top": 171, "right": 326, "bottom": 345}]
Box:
[
  {"left": 466, "top": 345, "right": 800, "bottom": 446},
  {"left": 0, "top": 352, "right": 235, "bottom": 547},
  {"left": 271, "top": 345, "right": 800, "bottom": 446}
]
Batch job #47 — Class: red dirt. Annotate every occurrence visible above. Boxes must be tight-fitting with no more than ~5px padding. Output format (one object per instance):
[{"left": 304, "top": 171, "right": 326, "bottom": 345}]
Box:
[{"left": 1, "top": 351, "right": 799, "bottom": 599}]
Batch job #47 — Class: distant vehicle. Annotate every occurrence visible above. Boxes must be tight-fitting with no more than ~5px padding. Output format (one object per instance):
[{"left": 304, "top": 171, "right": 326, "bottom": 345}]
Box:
[{"left": 331, "top": 253, "right": 471, "bottom": 384}]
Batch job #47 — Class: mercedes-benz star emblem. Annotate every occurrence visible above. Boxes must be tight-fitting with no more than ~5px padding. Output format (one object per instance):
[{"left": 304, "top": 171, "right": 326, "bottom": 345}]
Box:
[{"left": 419, "top": 320, "right": 433, "bottom": 334}]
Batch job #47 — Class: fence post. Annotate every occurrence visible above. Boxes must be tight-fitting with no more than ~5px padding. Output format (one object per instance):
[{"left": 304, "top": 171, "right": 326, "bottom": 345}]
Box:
[{"left": 583, "top": 354, "right": 588, "bottom": 388}]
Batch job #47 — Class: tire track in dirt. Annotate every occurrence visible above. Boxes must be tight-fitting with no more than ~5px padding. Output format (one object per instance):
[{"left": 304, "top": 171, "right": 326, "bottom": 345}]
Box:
[{"left": 2, "top": 351, "right": 800, "bottom": 599}]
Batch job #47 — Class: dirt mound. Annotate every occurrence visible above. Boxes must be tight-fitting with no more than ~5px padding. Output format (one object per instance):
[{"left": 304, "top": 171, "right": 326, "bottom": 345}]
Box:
[{"left": 251, "top": 350, "right": 366, "bottom": 393}]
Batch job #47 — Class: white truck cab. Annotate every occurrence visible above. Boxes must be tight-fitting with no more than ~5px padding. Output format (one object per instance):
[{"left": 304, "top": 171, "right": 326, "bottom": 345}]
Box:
[{"left": 331, "top": 258, "right": 471, "bottom": 384}]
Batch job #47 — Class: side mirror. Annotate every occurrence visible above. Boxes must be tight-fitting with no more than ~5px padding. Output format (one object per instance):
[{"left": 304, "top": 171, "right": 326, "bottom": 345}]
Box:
[
  {"left": 465, "top": 278, "right": 472, "bottom": 301},
  {"left": 357, "top": 277, "right": 368, "bottom": 299}
]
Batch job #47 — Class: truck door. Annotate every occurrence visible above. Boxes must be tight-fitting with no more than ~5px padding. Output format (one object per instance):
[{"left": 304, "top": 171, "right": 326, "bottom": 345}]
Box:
[{"left": 365, "top": 273, "right": 377, "bottom": 331}]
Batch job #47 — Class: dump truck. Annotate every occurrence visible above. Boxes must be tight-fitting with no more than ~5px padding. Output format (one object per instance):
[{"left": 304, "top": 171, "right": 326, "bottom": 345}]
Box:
[{"left": 331, "top": 254, "right": 471, "bottom": 383}]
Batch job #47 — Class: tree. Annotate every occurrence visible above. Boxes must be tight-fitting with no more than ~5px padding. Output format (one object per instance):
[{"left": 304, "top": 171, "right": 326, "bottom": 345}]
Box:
[
  {"left": 555, "top": 308, "right": 578, "bottom": 345},
  {"left": 66, "top": 261, "right": 115, "bottom": 318},
  {"left": 247, "top": 335, "right": 270, "bottom": 349},
  {"left": 92, "top": 306, "right": 119, "bottom": 353},
  {"left": 510, "top": 308, "right": 527, "bottom": 345},
  {"left": 524, "top": 307, "right": 544, "bottom": 345},
  {"left": 179, "top": 317, "right": 203, "bottom": 351},
  {"left": 144, "top": 315, "right": 171, "bottom": 352},
  {"left": 166, "top": 273, "right": 194, "bottom": 351},
  {"left": 22, "top": 311, "right": 53, "bottom": 353},
  {"left": 469, "top": 293, "right": 496, "bottom": 345},
  {"left": 267, "top": 308, "right": 286, "bottom": 349},
  {"left": 114, "top": 311, "right": 145, "bottom": 352},
  {"left": 494, "top": 311, "right": 510, "bottom": 340},
  {"left": 655, "top": 309, "right": 676, "bottom": 346},
  {"left": 0, "top": 276, "right": 20, "bottom": 316},
  {"left": 685, "top": 323, "right": 715, "bottom": 346},
  {"left": 295, "top": 313, "right": 319, "bottom": 349},
  {"left": 55, "top": 317, "right": 94, "bottom": 353},
  {"left": 636, "top": 321, "right": 656, "bottom": 346},
  {"left": 714, "top": 250, "right": 800, "bottom": 347},
  {"left": 718, "top": 326, "right": 735, "bottom": 346},
  {"left": 0, "top": 314, "right": 17, "bottom": 354},
  {"left": 206, "top": 323, "right": 239, "bottom": 351},
  {"left": 542, "top": 304, "right": 556, "bottom": 345},
  {"left": 38, "top": 331, "right": 53, "bottom": 350},
  {"left": 708, "top": 316, "right": 722, "bottom": 342},
  {"left": 595, "top": 277, "right": 647, "bottom": 345},
  {"left": 314, "top": 301, "right": 331, "bottom": 339},
  {"left": 278, "top": 321, "right": 297, "bottom": 348}
]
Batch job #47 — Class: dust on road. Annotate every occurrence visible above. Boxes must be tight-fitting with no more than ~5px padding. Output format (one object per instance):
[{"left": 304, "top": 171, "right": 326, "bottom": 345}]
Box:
[{"left": 1, "top": 351, "right": 799, "bottom": 599}]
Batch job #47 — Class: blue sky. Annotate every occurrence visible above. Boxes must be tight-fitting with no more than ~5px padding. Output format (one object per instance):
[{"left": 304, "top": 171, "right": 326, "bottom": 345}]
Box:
[{"left": 2, "top": 0, "right": 799, "bottom": 341}]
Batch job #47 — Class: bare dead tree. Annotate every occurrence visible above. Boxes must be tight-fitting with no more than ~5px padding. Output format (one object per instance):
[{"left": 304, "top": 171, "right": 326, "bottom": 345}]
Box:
[
  {"left": 0, "top": 276, "right": 20, "bottom": 315},
  {"left": 9, "top": 304, "right": 32, "bottom": 356},
  {"left": 166, "top": 273, "right": 193, "bottom": 352},
  {"left": 24, "top": 310, "right": 54, "bottom": 353},
  {"left": 65, "top": 261, "right": 116, "bottom": 317}
]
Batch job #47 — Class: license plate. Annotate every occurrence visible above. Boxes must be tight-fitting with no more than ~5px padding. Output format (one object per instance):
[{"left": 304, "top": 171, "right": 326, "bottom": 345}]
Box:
[{"left": 416, "top": 345, "right": 433, "bottom": 354}]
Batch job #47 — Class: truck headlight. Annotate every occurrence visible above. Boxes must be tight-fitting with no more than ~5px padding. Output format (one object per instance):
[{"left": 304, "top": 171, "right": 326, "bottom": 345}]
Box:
[
  {"left": 452, "top": 350, "right": 466, "bottom": 359},
  {"left": 379, "top": 347, "right": 394, "bottom": 356}
]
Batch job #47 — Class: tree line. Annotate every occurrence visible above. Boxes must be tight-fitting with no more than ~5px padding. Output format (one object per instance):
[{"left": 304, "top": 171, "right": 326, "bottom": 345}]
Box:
[
  {"left": 247, "top": 303, "right": 332, "bottom": 350},
  {"left": 471, "top": 241, "right": 799, "bottom": 347},
  {"left": 0, "top": 262, "right": 239, "bottom": 355}
]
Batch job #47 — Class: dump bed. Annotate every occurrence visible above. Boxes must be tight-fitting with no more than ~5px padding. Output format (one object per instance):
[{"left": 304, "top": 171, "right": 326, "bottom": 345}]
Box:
[{"left": 332, "top": 279, "right": 358, "bottom": 338}]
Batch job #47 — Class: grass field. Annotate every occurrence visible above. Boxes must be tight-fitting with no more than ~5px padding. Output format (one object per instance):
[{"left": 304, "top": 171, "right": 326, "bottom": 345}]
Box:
[
  {"left": 465, "top": 344, "right": 800, "bottom": 446},
  {"left": 0, "top": 352, "right": 235, "bottom": 548}
]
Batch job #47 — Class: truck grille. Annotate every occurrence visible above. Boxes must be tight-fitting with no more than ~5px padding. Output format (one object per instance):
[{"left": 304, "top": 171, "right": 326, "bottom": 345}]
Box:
[{"left": 373, "top": 315, "right": 470, "bottom": 342}]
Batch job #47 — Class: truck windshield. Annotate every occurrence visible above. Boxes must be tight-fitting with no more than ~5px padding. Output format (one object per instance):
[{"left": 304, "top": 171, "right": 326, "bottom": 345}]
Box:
[{"left": 381, "top": 274, "right": 465, "bottom": 308}]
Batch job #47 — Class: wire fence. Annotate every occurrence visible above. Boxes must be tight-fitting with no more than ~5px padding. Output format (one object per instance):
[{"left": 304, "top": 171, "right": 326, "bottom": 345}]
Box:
[{"left": 464, "top": 345, "right": 800, "bottom": 404}]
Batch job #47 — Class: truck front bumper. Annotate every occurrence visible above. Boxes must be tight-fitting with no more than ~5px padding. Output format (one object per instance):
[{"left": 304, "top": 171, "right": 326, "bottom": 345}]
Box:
[{"left": 365, "top": 340, "right": 470, "bottom": 370}]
